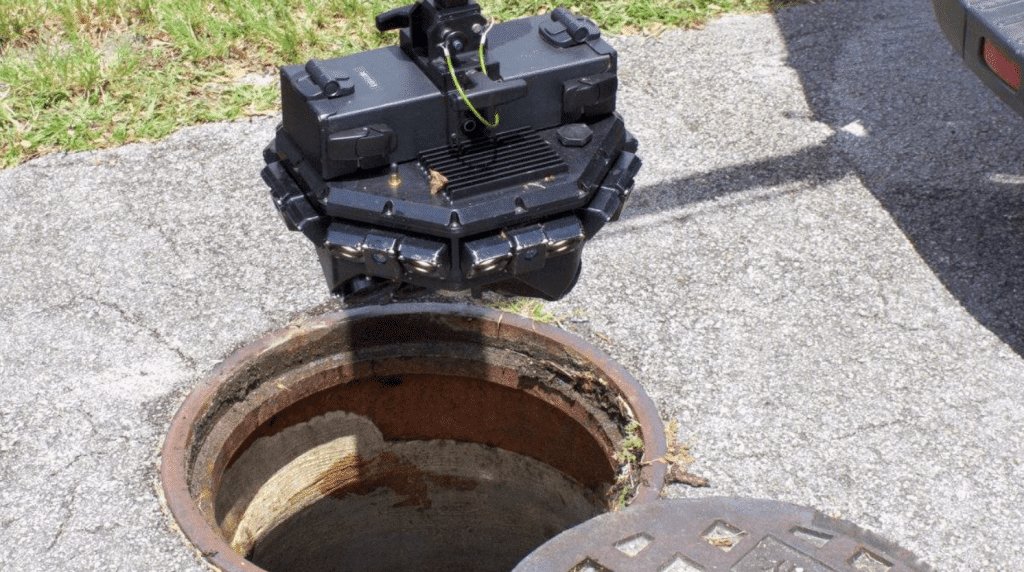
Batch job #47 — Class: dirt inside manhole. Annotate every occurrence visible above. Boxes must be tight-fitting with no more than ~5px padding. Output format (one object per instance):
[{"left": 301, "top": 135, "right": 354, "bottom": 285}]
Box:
[{"left": 161, "top": 304, "right": 666, "bottom": 572}]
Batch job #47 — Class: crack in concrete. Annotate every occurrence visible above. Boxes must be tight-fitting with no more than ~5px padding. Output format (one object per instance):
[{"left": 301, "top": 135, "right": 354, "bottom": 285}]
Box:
[
  {"left": 25, "top": 278, "right": 205, "bottom": 372},
  {"left": 50, "top": 453, "right": 87, "bottom": 479},
  {"left": 46, "top": 483, "right": 79, "bottom": 552},
  {"left": 834, "top": 418, "right": 906, "bottom": 442},
  {"left": 85, "top": 296, "right": 198, "bottom": 369},
  {"left": 83, "top": 522, "right": 123, "bottom": 535}
]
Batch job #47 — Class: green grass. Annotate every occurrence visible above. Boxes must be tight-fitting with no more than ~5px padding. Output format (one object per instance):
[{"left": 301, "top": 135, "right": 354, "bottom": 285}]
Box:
[
  {"left": 610, "top": 420, "right": 645, "bottom": 510},
  {"left": 488, "top": 297, "right": 562, "bottom": 324},
  {"left": 0, "top": 0, "right": 802, "bottom": 167}
]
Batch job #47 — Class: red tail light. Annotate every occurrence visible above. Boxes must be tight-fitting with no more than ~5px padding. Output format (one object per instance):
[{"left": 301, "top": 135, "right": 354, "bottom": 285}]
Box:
[{"left": 982, "top": 37, "right": 1022, "bottom": 90}]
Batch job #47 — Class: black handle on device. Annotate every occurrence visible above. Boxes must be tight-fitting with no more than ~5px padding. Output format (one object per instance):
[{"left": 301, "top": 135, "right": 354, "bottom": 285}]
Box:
[
  {"left": 376, "top": 4, "right": 415, "bottom": 32},
  {"left": 551, "top": 7, "right": 589, "bottom": 43}
]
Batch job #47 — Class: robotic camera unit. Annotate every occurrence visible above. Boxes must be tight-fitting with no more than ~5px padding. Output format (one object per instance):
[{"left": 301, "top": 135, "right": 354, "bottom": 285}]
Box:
[{"left": 261, "top": 0, "right": 641, "bottom": 302}]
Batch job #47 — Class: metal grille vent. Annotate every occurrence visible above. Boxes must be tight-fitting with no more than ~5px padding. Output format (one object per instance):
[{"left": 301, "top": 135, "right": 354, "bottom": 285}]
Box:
[{"left": 420, "top": 127, "right": 568, "bottom": 199}]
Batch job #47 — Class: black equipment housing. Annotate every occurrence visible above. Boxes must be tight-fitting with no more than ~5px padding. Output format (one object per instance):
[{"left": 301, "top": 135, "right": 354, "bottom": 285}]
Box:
[{"left": 262, "top": 0, "right": 642, "bottom": 301}]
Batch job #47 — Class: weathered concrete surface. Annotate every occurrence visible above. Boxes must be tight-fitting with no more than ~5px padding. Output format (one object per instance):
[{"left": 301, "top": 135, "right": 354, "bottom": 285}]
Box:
[{"left": 1, "top": 0, "right": 1022, "bottom": 570}]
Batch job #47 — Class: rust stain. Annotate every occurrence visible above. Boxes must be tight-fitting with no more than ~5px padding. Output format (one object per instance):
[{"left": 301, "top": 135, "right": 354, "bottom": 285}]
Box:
[
  {"left": 317, "top": 451, "right": 481, "bottom": 509},
  {"left": 306, "top": 453, "right": 369, "bottom": 502},
  {"left": 323, "top": 452, "right": 432, "bottom": 509},
  {"left": 223, "top": 372, "right": 617, "bottom": 491},
  {"left": 285, "top": 374, "right": 613, "bottom": 489}
]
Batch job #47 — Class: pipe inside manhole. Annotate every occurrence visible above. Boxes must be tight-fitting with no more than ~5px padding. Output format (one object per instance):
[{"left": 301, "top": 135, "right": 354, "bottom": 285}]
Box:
[{"left": 161, "top": 303, "right": 666, "bottom": 572}]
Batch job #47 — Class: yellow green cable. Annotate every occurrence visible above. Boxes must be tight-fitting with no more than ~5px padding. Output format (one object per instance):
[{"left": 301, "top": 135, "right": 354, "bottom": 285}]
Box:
[{"left": 443, "top": 26, "right": 499, "bottom": 129}]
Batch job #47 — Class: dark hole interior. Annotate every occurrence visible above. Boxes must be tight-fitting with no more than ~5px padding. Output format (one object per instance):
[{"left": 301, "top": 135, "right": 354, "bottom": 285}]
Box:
[{"left": 215, "top": 373, "right": 618, "bottom": 572}]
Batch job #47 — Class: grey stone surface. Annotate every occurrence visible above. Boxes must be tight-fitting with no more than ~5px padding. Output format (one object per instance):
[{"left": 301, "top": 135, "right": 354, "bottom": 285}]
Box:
[{"left": 1, "top": 0, "right": 1022, "bottom": 570}]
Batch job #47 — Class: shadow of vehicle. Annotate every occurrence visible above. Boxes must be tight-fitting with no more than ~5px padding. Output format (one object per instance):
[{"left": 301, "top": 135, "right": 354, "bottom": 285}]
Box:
[
  {"left": 619, "top": 0, "right": 1024, "bottom": 356},
  {"left": 776, "top": 0, "right": 1024, "bottom": 355}
]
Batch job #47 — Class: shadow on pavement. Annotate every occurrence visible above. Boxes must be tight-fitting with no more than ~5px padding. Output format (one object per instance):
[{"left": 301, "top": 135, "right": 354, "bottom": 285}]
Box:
[
  {"left": 777, "top": 0, "right": 1024, "bottom": 356},
  {"left": 624, "top": 0, "right": 1024, "bottom": 356}
]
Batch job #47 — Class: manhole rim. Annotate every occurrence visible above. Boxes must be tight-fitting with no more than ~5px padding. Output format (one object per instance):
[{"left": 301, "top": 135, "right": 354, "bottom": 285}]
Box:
[{"left": 160, "top": 302, "right": 667, "bottom": 572}]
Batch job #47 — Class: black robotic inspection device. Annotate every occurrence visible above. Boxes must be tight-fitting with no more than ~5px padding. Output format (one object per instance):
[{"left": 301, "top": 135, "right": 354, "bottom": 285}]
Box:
[{"left": 261, "top": 0, "right": 641, "bottom": 302}]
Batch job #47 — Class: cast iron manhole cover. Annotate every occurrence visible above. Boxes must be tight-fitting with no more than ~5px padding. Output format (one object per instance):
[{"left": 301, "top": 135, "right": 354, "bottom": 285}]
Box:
[{"left": 513, "top": 497, "right": 933, "bottom": 572}]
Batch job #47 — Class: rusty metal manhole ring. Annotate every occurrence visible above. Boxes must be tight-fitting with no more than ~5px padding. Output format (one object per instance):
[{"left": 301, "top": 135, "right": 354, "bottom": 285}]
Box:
[
  {"left": 513, "top": 497, "right": 934, "bottom": 572},
  {"left": 161, "top": 303, "right": 667, "bottom": 572}
]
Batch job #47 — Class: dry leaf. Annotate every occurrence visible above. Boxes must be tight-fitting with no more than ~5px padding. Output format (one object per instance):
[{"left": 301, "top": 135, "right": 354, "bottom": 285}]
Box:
[
  {"left": 667, "top": 464, "right": 709, "bottom": 487},
  {"left": 429, "top": 169, "right": 448, "bottom": 194},
  {"left": 662, "top": 418, "right": 709, "bottom": 487},
  {"left": 707, "top": 534, "right": 741, "bottom": 548},
  {"left": 664, "top": 418, "right": 694, "bottom": 465}
]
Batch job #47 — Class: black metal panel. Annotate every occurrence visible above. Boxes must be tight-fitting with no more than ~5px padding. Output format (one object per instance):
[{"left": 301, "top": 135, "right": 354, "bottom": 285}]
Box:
[{"left": 419, "top": 127, "right": 568, "bottom": 199}]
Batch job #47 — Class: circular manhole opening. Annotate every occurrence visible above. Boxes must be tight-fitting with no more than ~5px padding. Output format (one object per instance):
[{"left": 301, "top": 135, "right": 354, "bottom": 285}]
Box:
[{"left": 161, "top": 303, "right": 667, "bottom": 572}]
